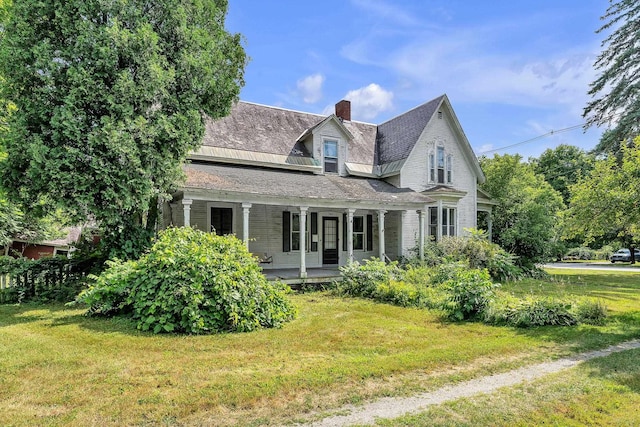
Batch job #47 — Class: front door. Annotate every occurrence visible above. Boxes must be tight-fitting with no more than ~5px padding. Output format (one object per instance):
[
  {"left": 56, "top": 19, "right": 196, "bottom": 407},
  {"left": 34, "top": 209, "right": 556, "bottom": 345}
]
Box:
[{"left": 322, "top": 217, "right": 339, "bottom": 265}]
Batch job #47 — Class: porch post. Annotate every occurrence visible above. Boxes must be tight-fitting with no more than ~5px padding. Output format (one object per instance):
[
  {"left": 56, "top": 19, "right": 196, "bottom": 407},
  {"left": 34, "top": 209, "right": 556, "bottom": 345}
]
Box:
[
  {"left": 418, "top": 208, "right": 426, "bottom": 261},
  {"left": 242, "top": 203, "right": 252, "bottom": 249},
  {"left": 299, "top": 206, "right": 308, "bottom": 278},
  {"left": 436, "top": 200, "right": 443, "bottom": 241},
  {"left": 347, "top": 208, "right": 355, "bottom": 263},
  {"left": 182, "top": 199, "right": 193, "bottom": 227},
  {"left": 378, "top": 210, "right": 386, "bottom": 261},
  {"left": 487, "top": 212, "right": 493, "bottom": 242},
  {"left": 399, "top": 210, "right": 407, "bottom": 258}
]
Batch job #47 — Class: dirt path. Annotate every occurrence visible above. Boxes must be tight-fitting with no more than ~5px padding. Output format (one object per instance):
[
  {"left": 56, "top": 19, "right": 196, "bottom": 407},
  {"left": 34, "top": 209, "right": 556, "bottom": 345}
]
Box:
[{"left": 301, "top": 339, "right": 640, "bottom": 427}]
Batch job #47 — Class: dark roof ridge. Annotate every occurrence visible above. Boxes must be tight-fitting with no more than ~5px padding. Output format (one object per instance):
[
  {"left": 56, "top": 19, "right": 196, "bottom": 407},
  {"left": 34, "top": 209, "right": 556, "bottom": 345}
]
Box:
[{"left": 377, "top": 94, "right": 446, "bottom": 126}]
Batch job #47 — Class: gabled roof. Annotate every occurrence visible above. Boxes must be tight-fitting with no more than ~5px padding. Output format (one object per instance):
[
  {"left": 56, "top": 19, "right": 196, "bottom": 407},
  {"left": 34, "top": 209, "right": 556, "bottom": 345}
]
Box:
[
  {"left": 376, "top": 95, "right": 444, "bottom": 165},
  {"left": 198, "top": 101, "right": 377, "bottom": 165}
]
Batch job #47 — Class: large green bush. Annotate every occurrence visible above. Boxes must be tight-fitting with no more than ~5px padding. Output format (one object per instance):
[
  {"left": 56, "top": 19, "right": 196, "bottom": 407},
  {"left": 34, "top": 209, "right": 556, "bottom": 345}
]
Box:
[
  {"left": 336, "top": 258, "right": 402, "bottom": 298},
  {"left": 438, "top": 265, "right": 497, "bottom": 321},
  {"left": 407, "top": 231, "right": 524, "bottom": 282},
  {"left": 76, "top": 227, "right": 297, "bottom": 334}
]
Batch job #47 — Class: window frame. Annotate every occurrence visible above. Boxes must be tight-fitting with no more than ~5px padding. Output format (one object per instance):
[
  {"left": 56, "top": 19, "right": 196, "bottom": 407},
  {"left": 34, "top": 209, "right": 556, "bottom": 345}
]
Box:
[
  {"left": 291, "top": 212, "right": 310, "bottom": 252},
  {"left": 208, "top": 203, "right": 235, "bottom": 236},
  {"left": 429, "top": 145, "right": 453, "bottom": 185},
  {"left": 352, "top": 215, "right": 365, "bottom": 251},
  {"left": 323, "top": 139, "right": 339, "bottom": 174},
  {"left": 442, "top": 207, "right": 456, "bottom": 237}
]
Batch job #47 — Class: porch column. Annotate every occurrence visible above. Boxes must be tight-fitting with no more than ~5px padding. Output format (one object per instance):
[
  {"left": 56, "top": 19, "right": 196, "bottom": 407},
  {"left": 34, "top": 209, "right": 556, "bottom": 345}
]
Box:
[
  {"left": 487, "top": 212, "right": 493, "bottom": 242},
  {"left": 378, "top": 210, "right": 386, "bottom": 261},
  {"left": 418, "top": 208, "right": 426, "bottom": 261},
  {"left": 182, "top": 199, "right": 193, "bottom": 227},
  {"left": 299, "top": 206, "right": 308, "bottom": 278},
  {"left": 242, "top": 203, "right": 252, "bottom": 249},
  {"left": 399, "top": 210, "right": 407, "bottom": 258},
  {"left": 436, "top": 200, "right": 443, "bottom": 241},
  {"left": 347, "top": 208, "right": 355, "bottom": 263}
]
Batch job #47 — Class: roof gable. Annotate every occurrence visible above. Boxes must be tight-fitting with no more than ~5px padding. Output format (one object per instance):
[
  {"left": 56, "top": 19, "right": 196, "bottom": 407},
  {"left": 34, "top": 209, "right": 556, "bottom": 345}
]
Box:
[{"left": 375, "top": 95, "right": 444, "bottom": 165}]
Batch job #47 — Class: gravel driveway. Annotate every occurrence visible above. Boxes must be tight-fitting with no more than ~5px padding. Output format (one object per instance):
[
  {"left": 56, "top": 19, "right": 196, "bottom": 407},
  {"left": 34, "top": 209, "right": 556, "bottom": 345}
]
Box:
[{"left": 300, "top": 340, "right": 640, "bottom": 427}]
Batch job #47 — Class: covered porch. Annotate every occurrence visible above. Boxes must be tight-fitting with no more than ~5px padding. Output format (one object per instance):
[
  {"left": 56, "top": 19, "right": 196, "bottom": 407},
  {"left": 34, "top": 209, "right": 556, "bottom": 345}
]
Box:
[
  {"left": 170, "top": 162, "right": 436, "bottom": 280},
  {"left": 263, "top": 267, "right": 341, "bottom": 286}
]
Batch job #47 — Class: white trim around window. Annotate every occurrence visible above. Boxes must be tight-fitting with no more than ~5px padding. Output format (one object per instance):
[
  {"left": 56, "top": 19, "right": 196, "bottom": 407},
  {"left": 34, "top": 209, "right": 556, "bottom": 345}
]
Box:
[
  {"left": 428, "top": 144, "right": 453, "bottom": 185},
  {"left": 323, "top": 139, "right": 339, "bottom": 174}
]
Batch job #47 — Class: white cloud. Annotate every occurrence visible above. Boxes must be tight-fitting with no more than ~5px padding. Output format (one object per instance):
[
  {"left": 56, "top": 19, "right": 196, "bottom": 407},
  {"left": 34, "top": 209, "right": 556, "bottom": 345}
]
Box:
[
  {"left": 297, "top": 73, "right": 325, "bottom": 104},
  {"left": 344, "top": 83, "right": 394, "bottom": 121},
  {"left": 350, "top": 0, "right": 419, "bottom": 27}
]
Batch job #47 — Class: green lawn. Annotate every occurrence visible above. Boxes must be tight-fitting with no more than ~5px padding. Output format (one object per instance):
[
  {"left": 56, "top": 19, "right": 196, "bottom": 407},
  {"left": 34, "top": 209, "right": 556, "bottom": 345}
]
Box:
[{"left": 0, "top": 268, "right": 639, "bottom": 426}]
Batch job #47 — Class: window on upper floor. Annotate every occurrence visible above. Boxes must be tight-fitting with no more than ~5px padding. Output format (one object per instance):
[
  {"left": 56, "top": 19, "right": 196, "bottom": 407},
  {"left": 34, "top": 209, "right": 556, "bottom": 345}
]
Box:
[
  {"left": 324, "top": 140, "right": 338, "bottom": 173},
  {"left": 429, "top": 145, "right": 453, "bottom": 184}
]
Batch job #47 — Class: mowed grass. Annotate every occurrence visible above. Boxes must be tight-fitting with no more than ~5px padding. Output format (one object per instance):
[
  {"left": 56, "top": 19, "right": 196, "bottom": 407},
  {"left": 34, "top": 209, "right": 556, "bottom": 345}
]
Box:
[
  {"left": 0, "top": 268, "right": 639, "bottom": 426},
  {"left": 373, "top": 348, "right": 640, "bottom": 426}
]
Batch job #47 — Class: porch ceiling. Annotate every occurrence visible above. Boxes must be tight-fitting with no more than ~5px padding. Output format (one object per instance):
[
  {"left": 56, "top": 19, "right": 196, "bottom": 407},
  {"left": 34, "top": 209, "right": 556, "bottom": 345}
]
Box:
[{"left": 181, "top": 163, "right": 433, "bottom": 210}]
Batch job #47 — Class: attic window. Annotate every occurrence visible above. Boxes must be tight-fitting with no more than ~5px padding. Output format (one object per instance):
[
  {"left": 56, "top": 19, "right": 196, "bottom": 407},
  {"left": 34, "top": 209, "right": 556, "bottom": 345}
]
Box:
[
  {"left": 324, "top": 140, "right": 338, "bottom": 173},
  {"left": 438, "top": 111, "right": 443, "bottom": 119}
]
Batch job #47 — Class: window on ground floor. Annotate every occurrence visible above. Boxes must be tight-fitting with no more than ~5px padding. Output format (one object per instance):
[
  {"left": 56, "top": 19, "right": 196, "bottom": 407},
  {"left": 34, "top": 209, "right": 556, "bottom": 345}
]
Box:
[
  {"left": 342, "top": 214, "right": 373, "bottom": 251},
  {"left": 442, "top": 207, "right": 456, "bottom": 237},
  {"left": 427, "top": 206, "right": 456, "bottom": 240},
  {"left": 211, "top": 207, "right": 233, "bottom": 235},
  {"left": 291, "top": 213, "right": 310, "bottom": 252}
]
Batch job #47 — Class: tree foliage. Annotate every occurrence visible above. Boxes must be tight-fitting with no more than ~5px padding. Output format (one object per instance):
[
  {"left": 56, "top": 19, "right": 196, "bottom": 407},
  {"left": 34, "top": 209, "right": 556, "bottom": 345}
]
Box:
[
  {"left": 479, "top": 154, "right": 565, "bottom": 266},
  {"left": 563, "top": 138, "right": 640, "bottom": 260},
  {"left": 0, "top": 0, "right": 246, "bottom": 258},
  {"left": 584, "top": 0, "right": 640, "bottom": 155},
  {"left": 530, "top": 144, "right": 594, "bottom": 205}
]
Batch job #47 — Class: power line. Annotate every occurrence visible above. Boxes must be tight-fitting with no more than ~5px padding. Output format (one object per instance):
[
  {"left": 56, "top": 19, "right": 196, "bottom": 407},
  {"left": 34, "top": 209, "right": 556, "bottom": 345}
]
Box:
[{"left": 477, "top": 113, "right": 622, "bottom": 156}]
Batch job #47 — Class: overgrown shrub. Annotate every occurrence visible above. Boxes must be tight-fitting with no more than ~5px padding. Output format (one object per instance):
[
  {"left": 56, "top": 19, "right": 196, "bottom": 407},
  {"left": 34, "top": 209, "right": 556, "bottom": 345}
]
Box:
[
  {"left": 336, "top": 258, "right": 402, "bottom": 298},
  {"left": 439, "top": 266, "right": 497, "bottom": 321},
  {"left": 406, "top": 230, "right": 523, "bottom": 282},
  {"left": 484, "top": 296, "right": 578, "bottom": 327},
  {"left": 75, "top": 227, "right": 297, "bottom": 334},
  {"left": 374, "top": 280, "right": 444, "bottom": 309},
  {"left": 573, "top": 299, "right": 608, "bottom": 325}
]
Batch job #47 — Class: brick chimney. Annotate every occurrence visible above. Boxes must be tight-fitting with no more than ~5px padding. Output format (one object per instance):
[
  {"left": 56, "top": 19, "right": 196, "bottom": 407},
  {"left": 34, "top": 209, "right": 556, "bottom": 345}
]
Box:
[{"left": 335, "top": 100, "right": 351, "bottom": 121}]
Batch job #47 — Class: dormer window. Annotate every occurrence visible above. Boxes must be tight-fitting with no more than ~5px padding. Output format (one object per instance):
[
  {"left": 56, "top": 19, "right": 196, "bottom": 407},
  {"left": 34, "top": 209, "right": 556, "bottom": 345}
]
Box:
[
  {"left": 429, "top": 145, "right": 452, "bottom": 184},
  {"left": 324, "top": 140, "right": 338, "bottom": 173}
]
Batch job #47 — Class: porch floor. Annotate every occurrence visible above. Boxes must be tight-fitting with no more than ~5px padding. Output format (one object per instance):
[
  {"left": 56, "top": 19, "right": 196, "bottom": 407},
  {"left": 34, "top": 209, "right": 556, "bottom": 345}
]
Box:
[{"left": 263, "top": 267, "right": 341, "bottom": 286}]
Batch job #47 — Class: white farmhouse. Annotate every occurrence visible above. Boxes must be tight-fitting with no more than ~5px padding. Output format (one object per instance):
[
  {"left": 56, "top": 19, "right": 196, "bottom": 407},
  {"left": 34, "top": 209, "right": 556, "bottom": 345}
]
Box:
[{"left": 165, "top": 95, "right": 493, "bottom": 281}]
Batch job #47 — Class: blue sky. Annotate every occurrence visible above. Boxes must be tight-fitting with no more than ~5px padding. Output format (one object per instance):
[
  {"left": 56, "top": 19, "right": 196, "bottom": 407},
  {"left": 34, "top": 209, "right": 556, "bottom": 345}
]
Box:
[{"left": 226, "top": 0, "right": 610, "bottom": 159}]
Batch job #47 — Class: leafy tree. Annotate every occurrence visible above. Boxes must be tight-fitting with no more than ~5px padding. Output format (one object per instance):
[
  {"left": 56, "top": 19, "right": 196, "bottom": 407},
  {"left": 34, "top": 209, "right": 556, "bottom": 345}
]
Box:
[
  {"left": 584, "top": 0, "right": 640, "bottom": 155},
  {"left": 530, "top": 144, "right": 594, "bottom": 204},
  {"left": 479, "top": 154, "right": 565, "bottom": 267},
  {"left": 0, "top": 0, "right": 246, "bottom": 259},
  {"left": 563, "top": 138, "right": 640, "bottom": 263}
]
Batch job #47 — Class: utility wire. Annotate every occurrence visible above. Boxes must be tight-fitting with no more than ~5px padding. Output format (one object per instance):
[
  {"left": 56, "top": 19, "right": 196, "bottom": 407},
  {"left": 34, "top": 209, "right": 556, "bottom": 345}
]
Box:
[{"left": 477, "top": 113, "right": 622, "bottom": 156}]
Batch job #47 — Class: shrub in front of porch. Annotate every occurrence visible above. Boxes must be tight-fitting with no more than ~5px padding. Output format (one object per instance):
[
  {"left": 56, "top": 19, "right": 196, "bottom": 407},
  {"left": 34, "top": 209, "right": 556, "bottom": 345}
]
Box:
[{"left": 75, "top": 227, "right": 297, "bottom": 334}]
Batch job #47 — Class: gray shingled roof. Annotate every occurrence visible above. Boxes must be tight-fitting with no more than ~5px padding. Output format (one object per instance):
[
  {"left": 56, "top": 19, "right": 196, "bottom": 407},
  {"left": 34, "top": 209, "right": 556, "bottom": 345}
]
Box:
[
  {"left": 201, "top": 101, "right": 377, "bottom": 164},
  {"left": 375, "top": 95, "right": 444, "bottom": 165},
  {"left": 184, "top": 163, "right": 433, "bottom": 206}
]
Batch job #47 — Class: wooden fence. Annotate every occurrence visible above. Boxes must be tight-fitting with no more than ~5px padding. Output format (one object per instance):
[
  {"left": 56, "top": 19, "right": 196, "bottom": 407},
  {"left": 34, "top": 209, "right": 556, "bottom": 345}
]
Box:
[{"left": 0, "top": 257, "right": 102, "bottom": 304}]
